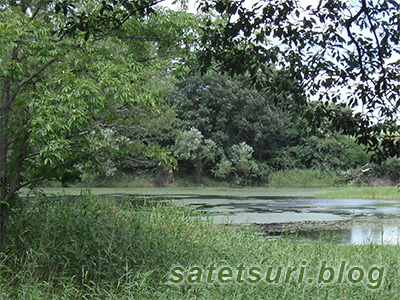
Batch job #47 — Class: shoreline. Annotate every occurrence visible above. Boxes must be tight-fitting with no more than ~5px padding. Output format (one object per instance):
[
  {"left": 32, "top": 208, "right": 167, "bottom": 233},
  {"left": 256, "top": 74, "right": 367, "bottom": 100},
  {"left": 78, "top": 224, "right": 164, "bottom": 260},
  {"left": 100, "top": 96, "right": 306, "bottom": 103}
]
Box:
[{"left": 21, "top": 186, "right": 400, "bottom": 200}]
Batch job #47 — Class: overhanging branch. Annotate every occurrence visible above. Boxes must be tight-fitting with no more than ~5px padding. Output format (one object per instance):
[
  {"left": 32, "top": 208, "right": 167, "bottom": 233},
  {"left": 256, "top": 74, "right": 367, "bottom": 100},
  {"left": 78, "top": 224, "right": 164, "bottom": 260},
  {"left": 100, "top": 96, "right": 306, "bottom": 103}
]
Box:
[{"left": 10, "top": 58, "right": 59, "bottom": 104}]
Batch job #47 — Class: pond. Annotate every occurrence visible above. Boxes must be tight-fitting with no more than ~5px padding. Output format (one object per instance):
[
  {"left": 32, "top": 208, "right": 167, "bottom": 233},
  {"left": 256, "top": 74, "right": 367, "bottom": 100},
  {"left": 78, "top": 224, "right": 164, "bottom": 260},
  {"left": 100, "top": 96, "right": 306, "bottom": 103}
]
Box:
[
  {"left": 164, "top": 195, "right": 400, "bottom": 245},
  {"left": 36, "top": 188, "right": 400, "bottom": 245}
]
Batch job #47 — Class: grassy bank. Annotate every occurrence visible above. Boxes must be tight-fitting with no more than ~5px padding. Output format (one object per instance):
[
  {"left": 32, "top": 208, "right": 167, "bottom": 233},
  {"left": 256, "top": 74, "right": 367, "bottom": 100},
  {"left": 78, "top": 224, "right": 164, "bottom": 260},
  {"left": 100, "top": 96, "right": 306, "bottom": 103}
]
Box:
[
  {"left": 316, "top": 186, "right": 400, "bottom": 200},
  {"left": 27, "top": 185, "right": 400, "bottom": 200},
  {"left": 1, "top": 194, "right": 400, "bottom": 299},
  {"left": 267, "top": 169, "right": 342, "bottom": 187}
]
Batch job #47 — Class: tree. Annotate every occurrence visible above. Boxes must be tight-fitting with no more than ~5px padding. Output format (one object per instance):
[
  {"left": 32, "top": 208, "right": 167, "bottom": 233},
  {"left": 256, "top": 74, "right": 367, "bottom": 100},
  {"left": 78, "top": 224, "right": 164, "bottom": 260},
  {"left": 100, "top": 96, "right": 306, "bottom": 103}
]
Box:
[
  {"left": 170, "top": 71, "right": 370, "bottom": 180},
  {"left": 0, "top": 0, "right": 197, "bottom": 249},
  {"left": 174, "top": 127, "right": 221, "bottom": 184},
  {"left": 170, "top": 71, "right": 294, "bottom": 162},
  {"left": 197, "top": 0, "right": 400, "bottom": 160},
  {"left": 213, "top": 142, "right": 259, "bottom": 185}
]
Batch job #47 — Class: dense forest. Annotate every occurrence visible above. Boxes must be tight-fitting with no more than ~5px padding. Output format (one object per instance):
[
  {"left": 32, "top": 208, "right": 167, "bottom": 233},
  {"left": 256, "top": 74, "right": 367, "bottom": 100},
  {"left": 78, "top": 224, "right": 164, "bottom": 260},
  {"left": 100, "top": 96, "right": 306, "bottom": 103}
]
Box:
[{"left": 84, "top": 71, "right": 400, "bottom": 188}]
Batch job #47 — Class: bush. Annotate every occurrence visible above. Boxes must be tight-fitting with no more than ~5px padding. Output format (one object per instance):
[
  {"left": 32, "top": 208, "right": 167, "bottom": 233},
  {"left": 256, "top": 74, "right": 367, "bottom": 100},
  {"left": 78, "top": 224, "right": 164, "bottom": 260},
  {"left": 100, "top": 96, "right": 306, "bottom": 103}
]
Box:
[{"left": 273, "top": 134, "right": 369, "bottom": 172}]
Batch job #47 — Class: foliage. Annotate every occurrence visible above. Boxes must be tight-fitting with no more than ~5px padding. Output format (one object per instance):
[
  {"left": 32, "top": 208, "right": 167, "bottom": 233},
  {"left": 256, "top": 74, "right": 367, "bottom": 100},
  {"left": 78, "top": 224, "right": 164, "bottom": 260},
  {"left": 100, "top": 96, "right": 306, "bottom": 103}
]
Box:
[
  {"left": 169, "top": 71, "right": 371, "bottom": 185},
  {"left": 170, "top": 71, "right": 294, "bottom": 162},
  {"left": 174, "top": 127, "right": 218, "bottom": 161},
  {"left": 174, "top": 127, "right": 222, "bottom": 184},
  {"left": 0, "top": 0, "right": 199, "bottom": 247},
  {"left": 348, "top": 158, "right": 400, "bottom": 186},
  {"left": 198, "top": 0, "right": 400, "bottom": 160},
  {"left": 372, "top": 158, "right": 400, "bottom": 183},
  {"left": 276, "top": 133, "right": 370, "bottom": 171},
  {"left": 213, "top": 142, "right": 260, "bottom": 185}
]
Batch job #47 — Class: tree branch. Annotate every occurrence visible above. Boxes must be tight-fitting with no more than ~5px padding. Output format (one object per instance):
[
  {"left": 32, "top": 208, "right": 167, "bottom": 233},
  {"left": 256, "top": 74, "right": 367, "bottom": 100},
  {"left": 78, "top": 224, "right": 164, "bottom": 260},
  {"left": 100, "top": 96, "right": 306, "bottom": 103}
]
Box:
[
  {"left": 344, "top": 0, "right": 368, "bottom": 83},
  {"left": 10, "top": 58, "right": 59, "bottom": 103},
  {"left": 17, "top": 159, "right": 77, "bottom": 190},
  {"left": 120, "top": 0, "right": 166, "bottom": 27},
  {"left": 30, "top": 3, "right": 44, "bottom": 21}
]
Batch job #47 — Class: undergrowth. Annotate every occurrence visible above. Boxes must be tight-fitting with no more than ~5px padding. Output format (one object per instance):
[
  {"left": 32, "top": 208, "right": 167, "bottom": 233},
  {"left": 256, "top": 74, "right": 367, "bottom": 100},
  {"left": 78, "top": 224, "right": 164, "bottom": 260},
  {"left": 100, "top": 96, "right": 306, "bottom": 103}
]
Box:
[{"left": 0, "top": 192, "right": 399, "bottom": 299}]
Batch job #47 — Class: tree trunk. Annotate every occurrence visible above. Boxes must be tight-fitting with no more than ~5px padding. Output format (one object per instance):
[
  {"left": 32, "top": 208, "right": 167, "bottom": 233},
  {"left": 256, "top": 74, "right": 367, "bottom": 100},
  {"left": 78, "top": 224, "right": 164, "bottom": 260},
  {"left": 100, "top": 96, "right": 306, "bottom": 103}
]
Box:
[
  {"left": 232, "top": 170, "right": 243, "bottom": 186},
  {"left": 0, "top": 202, "right": 8, "bottom": 251},
  {"left": 194, "top": 154, "right": 203, "bottom": 185},
  {"left": 0, "top": 67, "right": 12, "bottom": 253}
]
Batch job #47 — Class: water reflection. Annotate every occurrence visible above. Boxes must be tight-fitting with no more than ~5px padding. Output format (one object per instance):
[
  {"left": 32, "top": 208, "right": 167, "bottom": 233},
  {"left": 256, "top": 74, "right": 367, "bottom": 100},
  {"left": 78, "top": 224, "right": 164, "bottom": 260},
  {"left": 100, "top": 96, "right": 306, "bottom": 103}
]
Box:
[{"left": 295, "top": 226, "right": 400, "bottom": 245}]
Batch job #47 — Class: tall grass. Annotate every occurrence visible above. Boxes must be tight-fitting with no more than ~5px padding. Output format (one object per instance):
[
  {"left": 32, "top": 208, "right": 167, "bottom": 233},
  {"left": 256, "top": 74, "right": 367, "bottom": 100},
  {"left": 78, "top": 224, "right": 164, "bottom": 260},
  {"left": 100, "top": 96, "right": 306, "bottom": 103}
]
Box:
[
  {"left": 268, "top": 169, "right": 342, "bottom": 187},
  {"left": 316, "top": 186, "right": 400, "bottom": 200},
  {"left": 1, "top": 192, "right": 400, "bottom": 299}
]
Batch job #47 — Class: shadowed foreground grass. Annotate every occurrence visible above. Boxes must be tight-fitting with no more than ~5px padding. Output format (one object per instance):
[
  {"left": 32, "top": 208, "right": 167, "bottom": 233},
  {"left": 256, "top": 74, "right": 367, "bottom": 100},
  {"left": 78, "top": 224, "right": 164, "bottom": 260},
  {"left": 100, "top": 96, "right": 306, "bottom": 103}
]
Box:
[{"left": 1, "top": 193, "right": 400, "bottom": 299}]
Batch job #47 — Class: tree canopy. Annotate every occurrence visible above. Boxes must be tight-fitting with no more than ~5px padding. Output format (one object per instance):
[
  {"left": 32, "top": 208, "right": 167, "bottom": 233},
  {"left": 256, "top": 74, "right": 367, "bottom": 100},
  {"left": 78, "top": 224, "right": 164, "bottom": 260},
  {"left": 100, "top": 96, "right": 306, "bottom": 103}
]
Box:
[
  {"left": 168, "top": 71, "right": 369, "bottom": 183},
  {"left": 171, "top": 71, "right": 293, "bottom": 161},
  {"left": 197, "top": 0, "right": 400, "bottom": 160},
  {"left": 0, "top": 0, "right": 198, "bottom": 248}
]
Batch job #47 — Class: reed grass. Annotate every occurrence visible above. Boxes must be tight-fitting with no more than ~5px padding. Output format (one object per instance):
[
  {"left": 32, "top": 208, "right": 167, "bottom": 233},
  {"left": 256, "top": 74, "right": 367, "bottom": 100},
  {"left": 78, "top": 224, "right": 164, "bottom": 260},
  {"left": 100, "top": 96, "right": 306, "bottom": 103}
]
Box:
[
  {"left": 316, "top": 186, "right": 400, "bottom": 200},
  {"left": 268, "top": 169, "right": 341, "bottom": 187},
  {"left": 0, "top": 193, "right": 399, "bottom": 299}
]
